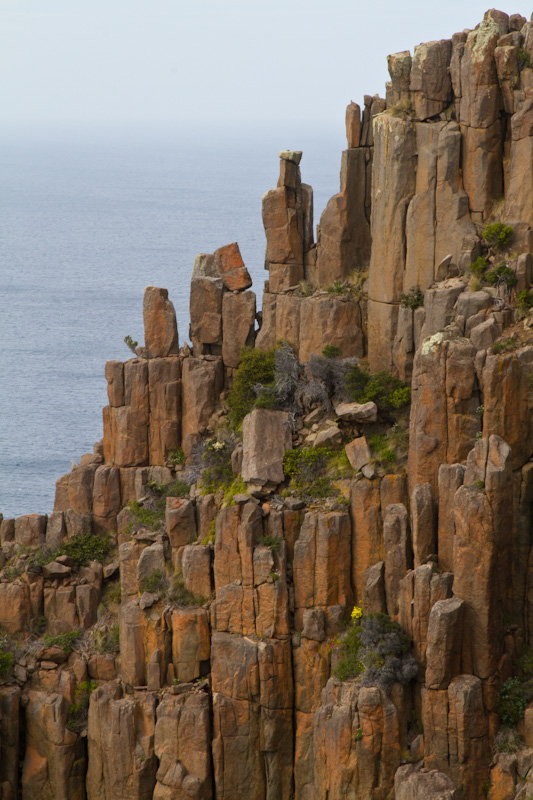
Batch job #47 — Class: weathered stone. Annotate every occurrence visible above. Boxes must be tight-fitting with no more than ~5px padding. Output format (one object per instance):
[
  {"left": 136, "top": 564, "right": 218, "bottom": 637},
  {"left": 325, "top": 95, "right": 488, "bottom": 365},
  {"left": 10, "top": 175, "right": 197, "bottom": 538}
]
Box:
[
  {"left": 398, "top": 564, "right": 453, "bottom": 670},
  {"left": 22, "top": 690, "right": 86, "bottom": 800},
  {"left": 0, "top": 686, "right": 20, "bottom": 799},
  {"left": 105, "top": 360, "right": 124, "bottom": 407},
  {"left": 345, "top": 436, "right": 372, "bottom": 471},
  {"left": 181, "top": 356, "right": 223, "bottom": 455},
  {"left": 221, "top": 290, "right": 256, "bottom": 368},
  {"left": 242, "top": 409, "right": 292, "bottom": 487},
  {"left": 166, "top": 498, "right": 196, "bottom": 551},
  {"left": 299, "top": 295, "right": 364, "bottom": 363},
  {"left": 147, "top": 357, "right": 181, "bottom": 465},
  {"left": 345, "top": 101, "right": 361, "bottom": 147},
  {"left": 453, "top": 436, "right": 513, "bottom": 679},
  {"left": 383, "top": 503, "right": 411, "bottom": 617},
  {"left": 14, "top": 513, "right": 47, "bottom": 548},
  {"left": 314, "top": 425, "right": 342, "bottom": 449},
  {"left": 171, "top": 607, "right": 210, "bottom": 682},
  {"left": 437, "top": 463, "right": 465, "bottom": 573},
  {"left": 410, "top": 40, "right": 452, "bottom": 120},
  {"left": 387, "top": 50, "right": 412, "bottom": 105},
  {"left": 143, "top": 286, "right": 179, "bottom": 358},
  {"left": 335, "top": 401, "right": 377, "bottom": 423},
  {"left": 86, "top": 682, "right": 157, "bottom": 800},
  {"left": 192, "top": 252, "right": 217, "bottom": 279},
  {"left": 181, "top": 544, "right": 212, "bottom": 601},
  {"left": 214, "top": 242, "right": 252, "bottom": 292},
  {"left": 395, "top": 764, "right": 458, "bottom": 799},
  {"left": 189, "top": 276, "right": 223, "bottom": 345},
  {"left": 0, "top": 582, "right": 31, "bottom": 635},
  {"left": 426, "top": 597, "right": 465, "bottom": 689},
  {"left": 153, "top": 692, "right": 212, "bottom": 799},
  {"left": 316, "top": 148, "right": 371, "bottom": 285},
  {"left": 411, "top": 483, "right": 436, "bottom": 568},
  {"left": 362, "top": 561, "right": 387, "bottom": 614}
]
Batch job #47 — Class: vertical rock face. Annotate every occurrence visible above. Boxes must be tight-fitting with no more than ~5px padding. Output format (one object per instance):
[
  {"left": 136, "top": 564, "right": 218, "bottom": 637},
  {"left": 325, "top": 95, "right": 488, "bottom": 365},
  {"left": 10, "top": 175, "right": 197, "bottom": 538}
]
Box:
[{"left": 143, "top": 287, "right": 179, "bottom": 359}]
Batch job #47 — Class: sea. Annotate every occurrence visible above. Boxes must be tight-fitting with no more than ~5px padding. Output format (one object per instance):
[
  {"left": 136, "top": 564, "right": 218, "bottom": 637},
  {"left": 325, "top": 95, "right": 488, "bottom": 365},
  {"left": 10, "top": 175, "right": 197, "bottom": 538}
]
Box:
[{"left": 0, "top": 122, "right": 345, "bottom": 519}]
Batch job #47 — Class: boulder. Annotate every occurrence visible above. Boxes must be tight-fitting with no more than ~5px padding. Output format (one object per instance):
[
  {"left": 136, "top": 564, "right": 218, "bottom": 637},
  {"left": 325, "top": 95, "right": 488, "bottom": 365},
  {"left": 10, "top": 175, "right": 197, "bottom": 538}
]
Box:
[
  {"left": 345, "top": 436, "right": 372, "bottom": 471},
  {"left": 214, "top": 242, "right": 252, "bottom": 292},
  {"left": 335, "top": 401, "right": 377, "bottom": 423}
]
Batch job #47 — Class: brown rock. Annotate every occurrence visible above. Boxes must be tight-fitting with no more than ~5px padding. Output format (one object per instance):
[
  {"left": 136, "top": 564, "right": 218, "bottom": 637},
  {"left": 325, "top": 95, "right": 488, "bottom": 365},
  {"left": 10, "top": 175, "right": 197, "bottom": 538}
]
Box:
[
  {"left": 411, "top": 482, "right": 436, "bottom": 568},
  {"left": 335, "top": 401, "right": 377, "bottom": 423},
  {"left": 345, "top": 436, "right": 372, "bottom": 471},
  {"left": 453, "top": 436, "right": 513, "bottom": 679},
  {"left": 437, "top": 463, "right": 465, "bottom": 573},
  {"left": 189, "top": 276, "right": 223, "bottom": 346},
  {"left": 143, "top": 286, "right": 179, "bottom": 358},
  {"left": 387, "top": 51, "right": 412, "bottom": 106},
  {"left": 181, "top": 356, "right": 223, "bottom": 456},
  {"left": 153, "top": 692, "right": 212, "bottom": 799},
  {"left": 398, "top": 564, "right": 453, "bottom": 670},
  {"left": 425, "top": 597, "right": 465, "bottom": 689},
  {"left": 0, "top": 582, "right": 31, "bottom": 635},
  {"left": 171, "top": 607, "right": 210, "bottom": 682},
  {"left": 275, "top": 293, "right": 301, "bottom": 356},
  {"left": 147, "top": 357, "right": 181, "bottom": 466},
  {"left": 87, "top": 654, "right": 116, "bottom": 681},
  {"left": 14, "top": 513, "right": 47, "bottom": 548},
  {"left": 166, "top": 498, "right": 196, "bottom": 551},
  {"left": 105, "top": 360, "right": 124, "bottom": 407},
  {"left": 383, "top": 503, "right": 411, "bottom": 617},
  {"left": 214, "top": 242, "right": 252, "bottom": 292},
  {"left": 86, "top": 682, "right": 157, "bottom": 799},
  {"left": 362, "top": 561, "right": 387, "bottom": 614},
  {"left": 345, "top": 101, "right": 361, "bottom": 147},
  {"left": 410, "top": 40, "right": 452, "bottom": 120},
  {"left": 0, "top": 686, "right": 20, "bottom": 799},
  {"left": 22, "top": 691, "right": 86, "bottom": 800},
  {"left": 395, "top": 764, "right": 458, "bottom": 799},
  {"left": 242, "top": 409, "right": 292, "bottom": 487},
  {"left": 221, "top": 289, "right": 256, "bottom": 368},
  {"left": 299, "top": 295, "right": 364, "bottom": 363}
]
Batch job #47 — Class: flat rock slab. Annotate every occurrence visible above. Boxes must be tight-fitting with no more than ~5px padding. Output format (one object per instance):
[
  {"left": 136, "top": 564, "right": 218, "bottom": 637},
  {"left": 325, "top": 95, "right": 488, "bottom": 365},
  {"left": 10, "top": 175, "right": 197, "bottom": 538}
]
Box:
[
  {"left": 345, "top": 436, "right": 372, "bottom": 470},
  {"left": 335, "top": 401, "right": 378, "bottom": 423},
  {"left": 242, "top": 409, "right": 292, "bottom": 486}
]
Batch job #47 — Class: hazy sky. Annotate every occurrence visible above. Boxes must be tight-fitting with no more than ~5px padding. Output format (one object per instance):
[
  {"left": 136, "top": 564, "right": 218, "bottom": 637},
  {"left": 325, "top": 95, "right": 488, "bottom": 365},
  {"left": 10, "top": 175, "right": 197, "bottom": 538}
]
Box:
[{"left": 1, "top": 0, "right": 529, "bottom": 127}]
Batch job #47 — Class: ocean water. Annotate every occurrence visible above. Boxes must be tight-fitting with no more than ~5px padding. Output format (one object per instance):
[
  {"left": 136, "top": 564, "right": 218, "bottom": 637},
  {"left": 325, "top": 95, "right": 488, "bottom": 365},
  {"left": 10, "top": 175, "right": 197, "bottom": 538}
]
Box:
[{"left": 0, "top": 122, "right": 345, "bottom": 518}]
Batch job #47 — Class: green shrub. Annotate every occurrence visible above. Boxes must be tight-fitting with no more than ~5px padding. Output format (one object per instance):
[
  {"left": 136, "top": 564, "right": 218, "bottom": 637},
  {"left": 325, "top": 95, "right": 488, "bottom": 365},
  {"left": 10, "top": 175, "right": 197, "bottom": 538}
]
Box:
[
  {"left": 43, "top": 628, "right": 82, "bottom": 655},
  {"left": 485, "top": 262, "right": 517, "bottom": 288},
  {"left": 129, "top": 500, "right": 165, "bottom": 530},
  {"left": 482, "top": 223, "right": 513, "bottom": 250},
  {"left": 0, "top": 651, "right": 14, "bottom": 675},
  {"left": 469, "top": 255, "right": 489, "bottom": 277},
  {"left": 201, "top": 519, "right": 217, "bottom": 546},
  {"left": 283, "top": 447, "right": 335, "bottom": 498},
  {"left": 93, "top": 623, "right": 120, "bottom": 655},
  {"left": 498, "top": 677, "right": 530, "bottom": 727},
  {"left": 518, "top": 46, "right": 531, "bottom": 70},
  {"left": 492, "top": 337, "right": 517, "bottom": 355},
  {"left": 140, "top": 568, "right": 166, "bottom": 595},
  {"left": 201, "top": 438, "right": 236, "bottom": 494},
  {"left": 400, "top": 285, "right": 424, "bottom": 310},
  {"left": 62, "top": 532, "right": 111, "bottom": 567},
  {"left": 345, "top": 366, "right": 411, "bottom": 412},
  {"left": 326, "top": 280, "right": 348, "bottom": 295},
  {"left": 169, "top": 448, "right": 186, "bottom": 467},
  {"left": 260, "top": 535, "right": 281, "bottom": 551},
  {"left": 322, "top": 344, "right": 342, "bottom": 359},
  {"left": 67, "top": 680, "right": 97, "bottom": 732},
  {"left": 227, "top": 347, "right": 276, "bottom": 428},
  {"left": 334, "top": 612, "right": 417, "bottom": 690},
  {"left": 222, "top": 476, "right": 248, "bottom": 507},
  {"left": 517, "top": 289, "right": 533, "bottom": 316},
  {"left": 167, "top": 572, "right": 203, "bottom": 606},
  {"left": 124, "top": 335, "right": 138, "bottom": 355}
]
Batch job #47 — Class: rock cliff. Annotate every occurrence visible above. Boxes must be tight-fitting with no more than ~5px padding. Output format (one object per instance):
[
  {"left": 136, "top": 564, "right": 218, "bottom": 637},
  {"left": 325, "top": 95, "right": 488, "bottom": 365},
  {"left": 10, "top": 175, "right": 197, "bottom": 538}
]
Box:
[{"left": 4, "top": 8, "right": 533, "bottom": 799}]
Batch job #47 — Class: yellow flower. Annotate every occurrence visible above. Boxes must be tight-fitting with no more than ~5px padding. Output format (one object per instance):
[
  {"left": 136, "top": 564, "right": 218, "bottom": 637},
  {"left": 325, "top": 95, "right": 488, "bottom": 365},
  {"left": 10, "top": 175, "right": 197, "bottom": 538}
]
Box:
[{"left": 351, "top": 606, "right": 363, "bottom": 620}]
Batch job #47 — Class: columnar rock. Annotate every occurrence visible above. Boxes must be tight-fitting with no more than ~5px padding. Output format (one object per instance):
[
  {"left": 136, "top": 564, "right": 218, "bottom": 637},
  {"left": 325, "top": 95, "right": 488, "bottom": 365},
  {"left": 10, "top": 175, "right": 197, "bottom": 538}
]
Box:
[
  {"left": 314, "top": 679, "right": 404, "bottom": 799},
  {"left": 87, "top": 682, "right": 157, "bottom": 800},
  {"left": 398, "top": 564, "right": 453, "bottom": 671},
  {"left": 395, "top": 764, "right": 458, "bottom": 800},
  {"left": 408, "top": 333, "right": 479, "bottom": 495},
  {"left": 214, "top": 242, "right": 252, "bottom": 292},
  {"left": 298, "top": 295, "right": 364, "bottom": 362},
  {"left": 410, "top": 39, "right": 452, "bottom": 120},
  {"left": 221, "top": 290, "right": 256, "bottom": 368},
  {"left": 103, "top": 359, "right": 149, "bottom": 466},
  {"left": 411, "top": 482, "right": 436, "bottom": 567},
  {"left": 425, "top": 597, "right": 465, "bottom": 689},
  {"left": 315, "top": 145, "right": 371, "bottom": 286},
  {"left": 293, "top": 512, "right": 352, "bottom": 631},
  {"left": 382, "top": 503, "right": 412, "bottom": 617},
  {"left": 147, "top": 357, "right": 181, "bottom": 465},
  {"left": 22, "top": 691, "right": 86, "bottom": 800},
  {"left": 153, "top": 691, "right": 212, "bottom": 799},
  {"left": 367, "top": 114, "right": 417, "bottom": 372},
  {"left": 241, "top": 409, "right": 292, "bottom": 488},
  {"left": 453, "top": 435, "right": 513, "bottom": 680},
  {"left": 189, "top": 276, "right": 223, "bottom": 352},
  {"left": 262, "top": 151, "right": 309, "bottom": 291},
  {"left": 423, "top": 675, "right": 490, "bottom": 797},
  {"left": 437, "top": 463, "right": 465, "bottom": 573},
  {"left": 180, "top": 356, "right": 223, "bottom": 456},
  {"left": 0, "top": 686, "right": 20, "bottom": 800},
  {"left": 211, "top": 632, "right": 294, "bottom": 800},
  {"left": 143, "top": 286, "right": 179, "bottom": 359}
]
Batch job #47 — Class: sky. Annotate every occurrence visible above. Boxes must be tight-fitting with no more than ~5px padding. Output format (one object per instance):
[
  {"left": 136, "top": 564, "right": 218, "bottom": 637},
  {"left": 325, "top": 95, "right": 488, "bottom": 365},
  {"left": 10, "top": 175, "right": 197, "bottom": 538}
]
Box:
[{"left": 1, "top": 0, "right": 529, "bottom": 129}]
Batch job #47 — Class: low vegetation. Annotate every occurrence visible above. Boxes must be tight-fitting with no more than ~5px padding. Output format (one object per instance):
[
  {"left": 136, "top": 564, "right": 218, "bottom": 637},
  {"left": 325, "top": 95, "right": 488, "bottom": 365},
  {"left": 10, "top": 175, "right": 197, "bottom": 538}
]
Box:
[
  {"left": 400, "top": 285, "right": 424, "bottom": 310},
  {"left": 345, "top": 365, "right": 411, "bottom": 412},
  {"left": 334, "top": 609, "right": 417, "bottom": 691},
  {"left": 482, "top": 222, "right": 514, "bottom": 251},
  {"left": 67, "top": 680, "right": 97, "bottom": 732},
  {"left": 283, "top": 447, "right": 336, "bottom": 499},
  {"left": 43, "top": 628, "right": 83, "bottom": 655},
  {"left": 227, "top": 346, "right": 277, "bottom": 428},
  {"left": 129, "top": 479, "right": 190, "bottom": 531},
  {"left": 24, "top": 531, "right": 112, "bottom": 572},
  {"left": 139, "top": 568, "right": 203, "bottom": 607}
]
